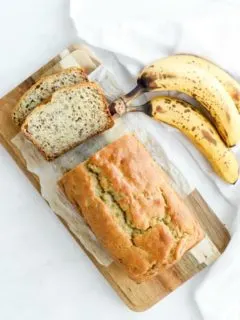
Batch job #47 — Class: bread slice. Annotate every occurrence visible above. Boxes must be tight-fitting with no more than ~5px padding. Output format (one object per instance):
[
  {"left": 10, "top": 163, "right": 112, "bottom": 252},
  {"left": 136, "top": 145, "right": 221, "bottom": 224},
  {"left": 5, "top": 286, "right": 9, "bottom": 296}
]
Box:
[
  {"left": 12, "top": 67, "right": 88, "bottom": 126},
  {"left": 21, "top": 82, "right": 114, "bottom": 160}
]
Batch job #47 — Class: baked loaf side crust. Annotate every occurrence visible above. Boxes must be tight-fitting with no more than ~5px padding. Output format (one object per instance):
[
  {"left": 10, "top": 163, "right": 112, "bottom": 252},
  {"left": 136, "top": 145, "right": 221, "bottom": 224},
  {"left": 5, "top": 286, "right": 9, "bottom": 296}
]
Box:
[{"left": 59, "top": 134, "right": 204, "bottom": 282}]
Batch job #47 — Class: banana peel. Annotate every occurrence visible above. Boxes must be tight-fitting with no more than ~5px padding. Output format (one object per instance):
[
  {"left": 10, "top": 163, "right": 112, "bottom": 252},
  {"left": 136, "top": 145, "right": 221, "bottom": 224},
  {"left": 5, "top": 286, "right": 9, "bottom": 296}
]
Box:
[
  {"left": 138, "top": 55, "right": 240, "bottom": 147},
  {"left": 149, "top": 96, "right": 239, "bottom": 184}
]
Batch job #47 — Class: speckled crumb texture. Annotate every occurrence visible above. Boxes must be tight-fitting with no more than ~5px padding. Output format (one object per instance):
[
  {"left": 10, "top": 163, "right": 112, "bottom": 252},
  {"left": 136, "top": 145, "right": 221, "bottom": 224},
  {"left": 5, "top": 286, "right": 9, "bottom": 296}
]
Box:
[
  {"left": 21, "top": 82, "right": 114, "bottom": 161},
  {"left": 12, "top": 67, "right": 88, "bottom": 126},
  {"left": 59, "top": 134, "right": 204, "bottom": 282}
]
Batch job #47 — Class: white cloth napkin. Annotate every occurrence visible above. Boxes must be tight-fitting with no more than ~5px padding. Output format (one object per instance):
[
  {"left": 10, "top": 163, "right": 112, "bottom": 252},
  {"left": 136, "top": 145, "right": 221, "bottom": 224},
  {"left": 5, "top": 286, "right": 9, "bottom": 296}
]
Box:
[
  {"left": 195, "top": 211, "right": 240, "bottom": 320},
  {"left": 71, "top": 1, "right": 240, "bottom": 319}
]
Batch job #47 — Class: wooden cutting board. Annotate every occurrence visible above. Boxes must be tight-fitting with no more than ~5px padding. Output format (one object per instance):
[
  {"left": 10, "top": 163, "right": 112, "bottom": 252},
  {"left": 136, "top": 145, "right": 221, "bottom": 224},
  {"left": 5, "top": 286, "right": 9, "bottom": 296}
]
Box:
[{"left": 0, "top": 45, "right": 230, "bottom": 312}]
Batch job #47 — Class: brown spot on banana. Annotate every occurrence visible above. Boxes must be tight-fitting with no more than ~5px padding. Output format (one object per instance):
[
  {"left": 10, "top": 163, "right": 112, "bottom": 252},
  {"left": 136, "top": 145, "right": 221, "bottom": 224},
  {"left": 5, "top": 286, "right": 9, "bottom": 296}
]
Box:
[
  {"left": 232, "top": 88, "right": 240, "bottom": 101},
  {"left": 164, "top": 98, "right": 172, "bottom": 104},
  {"left": 192, "top": 93, "right": 197, "bottom": 99},
  {"left": 226, "top": 111, "right": 231, "bottom": 122},
  {"left": 156, "top": 106, "right": 167, "bottom": 113},
  {"left": 161, "top": 73, "right": 176, "bottom": 79}
]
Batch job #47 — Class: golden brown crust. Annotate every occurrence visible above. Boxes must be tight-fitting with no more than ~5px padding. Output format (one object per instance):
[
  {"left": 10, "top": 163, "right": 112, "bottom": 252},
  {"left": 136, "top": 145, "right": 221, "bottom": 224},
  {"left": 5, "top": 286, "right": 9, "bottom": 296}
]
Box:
[
  {"left": 21, "top": 82, "right": 114, "bottom": 161},
  {"left": 59, "top": 134, "right": 204, "bottom": 282},
  {"left": 12, "top": 67, "right": 88, "bottom": 126}
]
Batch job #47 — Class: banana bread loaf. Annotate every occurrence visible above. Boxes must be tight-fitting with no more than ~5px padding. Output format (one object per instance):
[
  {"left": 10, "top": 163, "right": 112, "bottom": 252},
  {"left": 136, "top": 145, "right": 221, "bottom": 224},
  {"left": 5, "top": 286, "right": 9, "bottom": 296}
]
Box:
[{"left": 59, "top": 134, "right": 204, "bottom": 282}]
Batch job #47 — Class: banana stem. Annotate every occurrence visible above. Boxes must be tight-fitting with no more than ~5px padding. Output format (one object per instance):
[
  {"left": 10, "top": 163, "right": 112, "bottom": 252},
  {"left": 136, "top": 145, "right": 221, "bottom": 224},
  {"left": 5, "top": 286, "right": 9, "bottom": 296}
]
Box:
[
  {"left": 124, "top": 84, "right": 145, "bottom": 101},
  {"left": 109, "top": 84, "right": 146, "bottom": 116}
]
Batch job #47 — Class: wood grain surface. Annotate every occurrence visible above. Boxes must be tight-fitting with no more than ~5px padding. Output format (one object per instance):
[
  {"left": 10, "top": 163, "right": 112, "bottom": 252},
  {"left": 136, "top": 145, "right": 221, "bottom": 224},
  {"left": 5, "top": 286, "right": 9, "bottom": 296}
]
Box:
[{"left": 0, "top": 45, "right": 230, "bottom": 312}]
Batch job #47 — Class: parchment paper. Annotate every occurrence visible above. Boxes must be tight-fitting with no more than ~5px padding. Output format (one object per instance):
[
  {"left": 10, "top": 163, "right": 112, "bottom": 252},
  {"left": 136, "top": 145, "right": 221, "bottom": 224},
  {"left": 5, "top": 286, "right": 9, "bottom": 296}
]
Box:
[{"left": 12, "top": 64, "right": 193, "bottom": 266}]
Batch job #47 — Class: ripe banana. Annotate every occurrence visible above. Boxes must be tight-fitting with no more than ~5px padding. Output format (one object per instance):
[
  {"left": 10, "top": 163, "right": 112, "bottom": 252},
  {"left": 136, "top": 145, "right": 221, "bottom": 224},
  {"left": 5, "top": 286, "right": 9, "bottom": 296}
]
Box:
[
  {"left": 138, "top": 55, "right": 240, "bottom": 147},
  {"left": 149, "top": 96, "right": 239, "bottom": 184},
  {"left": 175, "top": 54, "right": 240, "bottom": 112}
]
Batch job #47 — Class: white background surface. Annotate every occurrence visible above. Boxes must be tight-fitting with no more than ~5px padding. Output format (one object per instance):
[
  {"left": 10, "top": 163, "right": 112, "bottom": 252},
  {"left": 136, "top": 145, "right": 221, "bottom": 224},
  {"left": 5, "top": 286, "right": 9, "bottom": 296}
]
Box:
[{"left": 0, "top": 1, "right": 236, "bottom": 319}]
